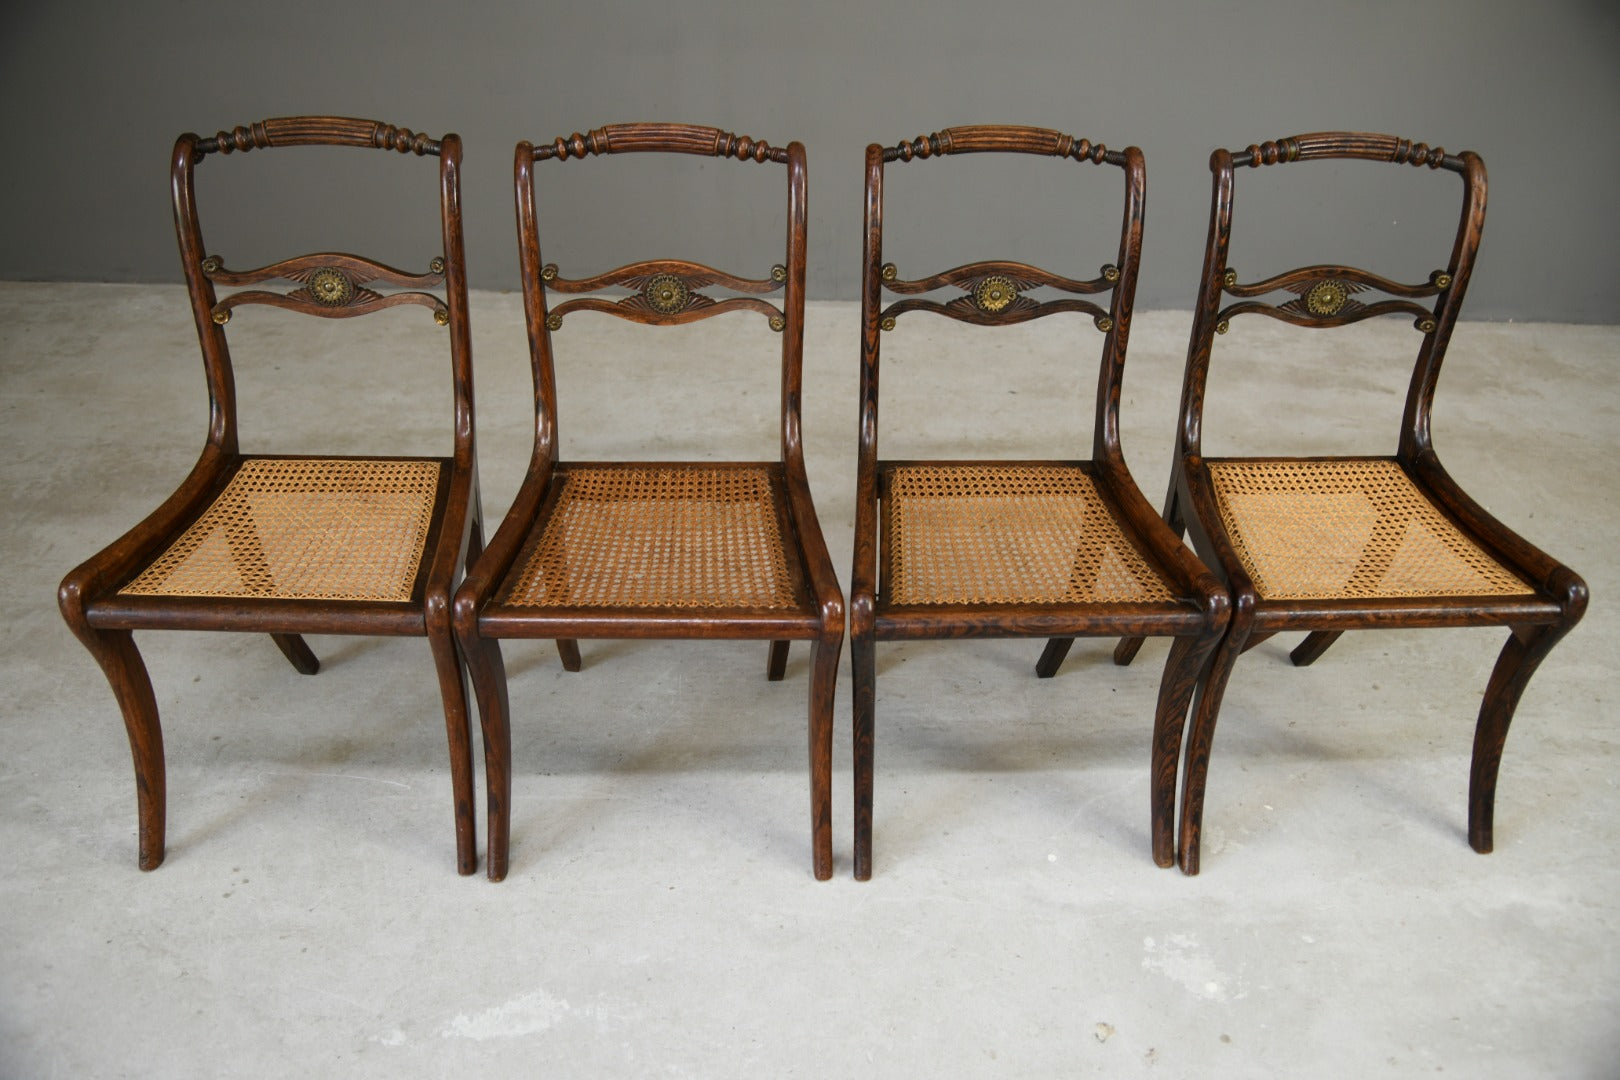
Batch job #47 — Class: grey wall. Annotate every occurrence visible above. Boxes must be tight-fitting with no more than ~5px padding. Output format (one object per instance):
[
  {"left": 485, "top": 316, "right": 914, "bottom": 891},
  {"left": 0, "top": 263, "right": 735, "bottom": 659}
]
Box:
[{"left": 3, "top": 1, "right": 1617, "bottom": 321}]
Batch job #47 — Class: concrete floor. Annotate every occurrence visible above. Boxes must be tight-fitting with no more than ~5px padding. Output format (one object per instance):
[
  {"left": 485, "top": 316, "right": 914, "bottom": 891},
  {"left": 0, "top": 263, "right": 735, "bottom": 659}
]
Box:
[{"left": 2, "top": 282, "right": 1615, "bottom": 1077}]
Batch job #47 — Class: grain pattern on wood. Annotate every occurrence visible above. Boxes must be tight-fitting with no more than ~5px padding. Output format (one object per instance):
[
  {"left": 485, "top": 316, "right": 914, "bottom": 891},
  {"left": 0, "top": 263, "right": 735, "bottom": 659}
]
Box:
[
  {"left": 457, "top": 123, "right": 843, "bottom": 882},
  {"left": 1144, "top": 132, "right": 1586, "bottom": 875},
  {"left": 58, "top": 117, "right": 482, "bottom": 875},
  {"left": 852, "top": 126, "right": 1229, "bottom": 879}
]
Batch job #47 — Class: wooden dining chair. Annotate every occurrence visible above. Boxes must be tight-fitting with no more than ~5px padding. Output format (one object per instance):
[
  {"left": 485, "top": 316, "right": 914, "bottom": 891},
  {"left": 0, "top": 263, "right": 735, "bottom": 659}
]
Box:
[
  {"left": 1116, "top": 132, "right": 1588, "bottom": 873},
  {"left": 58, "top": 117, "right": 485, "bottom": 874},
  {"left": 453, "top": 124, "right": 844, "bottom": 882},
  {"left": 850, "top": 126, "right": 1231, "bottom": 880}
]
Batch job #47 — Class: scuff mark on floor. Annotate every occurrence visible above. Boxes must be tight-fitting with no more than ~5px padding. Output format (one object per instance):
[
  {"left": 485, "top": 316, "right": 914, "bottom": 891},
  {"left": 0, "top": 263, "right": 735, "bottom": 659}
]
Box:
[
  {"left": 1142, "top": 934, "right": 1242, "bottom": 1002},
  {"left": 441, "top": 989, "right": 571, "bottom": 1040}
]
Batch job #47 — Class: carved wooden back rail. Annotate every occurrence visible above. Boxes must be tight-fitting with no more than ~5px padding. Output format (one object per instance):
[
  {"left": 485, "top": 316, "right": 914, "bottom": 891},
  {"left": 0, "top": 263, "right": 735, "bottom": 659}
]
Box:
[
  {"left": 195, "top": 117, "right": 443, "bottom": 156},
  {"left": 174, "top": 117, "right": 472, "bottom": 462},
  {"left": 862, "top": 125, "right": 1145, "bottom": 475},
  {"left": 516, "top": 123, "right": 808, "bottom": 471},
  {"left": 1180, "top": 131, "right": 1485, "bottom": 463}
]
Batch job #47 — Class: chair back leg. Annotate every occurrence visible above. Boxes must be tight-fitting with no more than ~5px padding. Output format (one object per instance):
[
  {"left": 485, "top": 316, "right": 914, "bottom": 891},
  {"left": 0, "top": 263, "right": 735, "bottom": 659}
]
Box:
[
  {"left": 427, "top": 628, "right": 479, "bottom": 874},
  {"left": 851, "top": 636, "right": 876, "bottom": 881},
  {"left": 1178, "top": 621, "right": 1250, "bottom": 874},
  {"left": 808, "top": 637, "right": 841, "bottom": 880},
  {"left": 270, "top": 633, "right": 321, "bottom": 675}
]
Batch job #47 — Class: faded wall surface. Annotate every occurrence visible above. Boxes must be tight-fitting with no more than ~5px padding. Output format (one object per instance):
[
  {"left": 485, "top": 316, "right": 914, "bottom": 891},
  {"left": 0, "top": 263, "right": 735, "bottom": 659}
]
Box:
[{"left": 2, "top": 1, "right": 1616, "bottom": 321}]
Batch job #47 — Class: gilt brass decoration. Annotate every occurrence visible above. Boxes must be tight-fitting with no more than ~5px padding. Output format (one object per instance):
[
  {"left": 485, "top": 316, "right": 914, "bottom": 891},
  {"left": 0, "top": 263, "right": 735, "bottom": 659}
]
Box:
[
  {"left": 201, "top": 256, "right": 223, "bottom": 276},
  {"left": 308, "top": 267, "right": 356, "bottom": 307},
  {"left": 430, "top": 256, "right": 447, "bottom": 275},
  {"left": 1433, "top": 271, "right": 1452, "bottom": 289},
  {"left": 645, "top": 274, "right": 690, "bottom": 314},
  {"left": 769, "top": 315, "right": 786, "bottom": 332},
  {"left": 1305, "top": 279, "right": 1349, "bottom": 316},
  {"left": 973, "top": 275, "right": 1018, "bottom": 314},
  {"left": 1101, "top": 264, "right": 1120, "bottom": 283},
  {"left": 771, "top": 264, "right": 788, "bottom": 283},
  {"left": 880, "top": 263, "right": 898, "bottom": 282}
]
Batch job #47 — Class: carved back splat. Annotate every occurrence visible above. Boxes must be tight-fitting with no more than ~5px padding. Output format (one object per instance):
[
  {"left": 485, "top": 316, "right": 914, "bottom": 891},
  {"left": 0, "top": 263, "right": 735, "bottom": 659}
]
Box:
[
  {"left": 185, "top": 118, "right": 455, "bottom": 329},
  {"left": 172, "top": 116, "right": 471, "bottom": 457},
  {"left": 1179, "top": 131, "right": 1485, "bottom": 461},
  {"left": 515, "top": 122, "right": 808, "bottom": 469},
  {"left": 524, "top": 124, "right": 790, "bottom": 334},
  {"left": 874, "top": 126, "right": 1130, "bottom": 334},
  {"left": 863, "top": 125, "right": 1144, "bottom": 461}
]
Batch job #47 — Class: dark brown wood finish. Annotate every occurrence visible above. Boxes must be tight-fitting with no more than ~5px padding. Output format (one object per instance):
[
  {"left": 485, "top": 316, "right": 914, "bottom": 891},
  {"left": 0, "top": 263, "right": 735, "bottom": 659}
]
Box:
[
  {"left": 58, "top": 117, "right": 485, "bottom": 874},
  {"left": 1117, "top": 132, "right": 1588, "bottom": 873},
  {"left": 454, "top": 123, "right": 844, "bottom": 882},
  {"left": 852, "top": 126, "right": 1231, "bottom": 880}
]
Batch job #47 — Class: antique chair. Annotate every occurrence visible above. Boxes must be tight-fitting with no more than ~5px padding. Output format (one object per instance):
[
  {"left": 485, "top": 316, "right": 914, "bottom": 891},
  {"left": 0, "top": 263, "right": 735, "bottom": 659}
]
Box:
[
  {"left": 454, "top": 124, "right": 844, "bottom": 882},
  {"left": 1115, "top": 132, "right": 1588, "bottom": 873},
  {"left": 58, "top": 117, "right": 485, "bottom": 873},
  {"left": 850, "top": 126, "right": 1231, "bottom": 880}
]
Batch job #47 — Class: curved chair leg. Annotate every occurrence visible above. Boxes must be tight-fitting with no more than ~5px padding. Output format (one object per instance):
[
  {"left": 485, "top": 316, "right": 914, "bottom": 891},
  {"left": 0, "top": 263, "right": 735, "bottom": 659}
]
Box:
[
  {"left": 1289, "top": 630, "right": 1342, "bottom": 667},
  {"left": 1178, "top": 623, "right": 1248, "bottom": 875},
  {"left": 1035, "top": 637, "right": 1074, "bottom": 679},
  {"left": 427, "top": 627, "right": 478, "bottom": 875},
  {"left": 555, "top": 639, "right": 582, "bottom": 672},
  {"left": 83, "top": 628, "right": 167, "bottom": 870},
  {"left": 808, "top": 636, "right": 840, "bottom": 880},
  {"left": 767, "top": 640, "right": 791, "bottom": 682},
  {"left": 1469, "top": 622, "right": 1565, "bottom": 853},
  {"left": 851, "top": 634, "right": 875, "bottom": 880},
  {"left": 270, "top": 633, "right": 320, "bottom": 675},
  {"left": 1149, "top": 633, "right": 1218, "bottom": 867},
  {"left": 461, "top": 630, "right": 512, "bottom": 881}
]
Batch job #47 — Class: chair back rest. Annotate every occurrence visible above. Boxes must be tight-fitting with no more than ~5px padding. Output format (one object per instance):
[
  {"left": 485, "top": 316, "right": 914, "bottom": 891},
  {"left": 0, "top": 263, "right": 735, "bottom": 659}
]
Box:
[
  {"left": 860, "top": 125, "right": 1145, "bottom": 464},
  {"left": 1178, "top": 132, "right": 1486, "bottom": 460},
  {"left": 172, "top": 116, "right": 472, "bottom": 459},
  {"left": 515, "top": 123, "right": 807, "bottom": 466}
]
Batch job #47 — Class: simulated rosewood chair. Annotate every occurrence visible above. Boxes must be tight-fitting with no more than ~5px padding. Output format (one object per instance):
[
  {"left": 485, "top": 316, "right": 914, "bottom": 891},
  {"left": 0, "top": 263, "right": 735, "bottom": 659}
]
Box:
[
  {"left": 851, "top": 126, "right": 1230, "bottom": 880},
  {"left": 1118, "top": 132, "right": 1588, "bottom": 873},
  {"left": 454, "top": 124, "right": 844, "bottom": 882},
  {"left": 58, "top": 117, "right": 485, "bottom": 874}
]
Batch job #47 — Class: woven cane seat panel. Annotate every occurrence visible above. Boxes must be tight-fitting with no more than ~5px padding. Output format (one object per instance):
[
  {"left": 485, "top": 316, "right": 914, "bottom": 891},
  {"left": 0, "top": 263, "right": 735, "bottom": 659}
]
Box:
[
  {"left": 119, "top": 458, "right": 443, "bottom": 602},
  {"left": 501, "top": 466, "right": 803, "bottom": 610},
  {"left": 881, "top": 464, "right": 1175, "bottom": 606},
  {"left": 1207, "top": 459, "right": 1533, "bottom": 601}
]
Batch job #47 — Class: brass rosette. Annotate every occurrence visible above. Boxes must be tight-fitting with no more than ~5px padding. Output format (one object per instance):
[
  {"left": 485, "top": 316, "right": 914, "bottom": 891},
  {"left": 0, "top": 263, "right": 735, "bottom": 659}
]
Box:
[
  {"left": 307, "top": 267, "right": 356, "bottom": 307},
  {"left": 644, "top": 274, "right": 690, "bottom": 314},
  {"left": 1305, "top": 279, "right": 1349, "bottom": 317},
  {"left": 973, "top": 275, "right": 1018, "bottom": 314}
]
